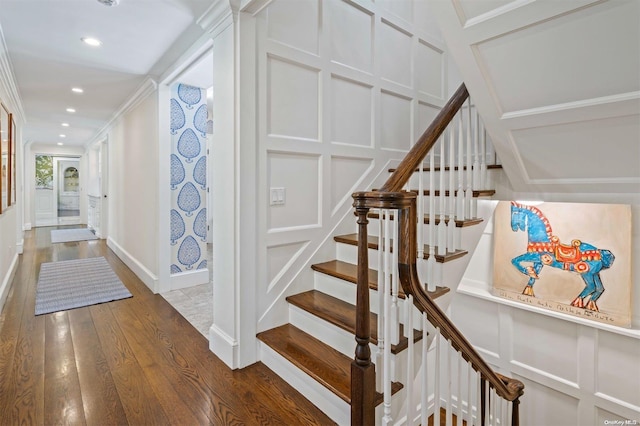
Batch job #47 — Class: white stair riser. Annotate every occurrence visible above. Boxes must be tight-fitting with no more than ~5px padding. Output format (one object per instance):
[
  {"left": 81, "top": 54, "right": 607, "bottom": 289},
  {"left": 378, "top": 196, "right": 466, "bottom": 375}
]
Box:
[
  {"left": 258, "top": 341, "right": 350, "bottom": 426},
  {"left": 289, "top": 304, "right": 409, "bottom": 383},
  {"left": 313, "top": 271, "right": 404, "bottom": 317}
]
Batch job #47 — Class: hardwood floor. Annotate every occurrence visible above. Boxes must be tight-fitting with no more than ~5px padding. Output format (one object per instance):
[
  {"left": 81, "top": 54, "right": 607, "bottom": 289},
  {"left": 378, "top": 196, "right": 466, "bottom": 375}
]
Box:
[{"left": 0, "top": 226, "right": 335, "bottom": 425}]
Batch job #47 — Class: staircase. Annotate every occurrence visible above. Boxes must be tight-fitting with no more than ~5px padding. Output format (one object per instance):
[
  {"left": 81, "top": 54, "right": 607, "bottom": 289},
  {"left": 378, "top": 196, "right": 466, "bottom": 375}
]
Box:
[
  {"left": 257, "top": 84, "right": 524, "bottom": 425},
  {"left": 258, "top": 214, "right": 487, "bottom": 425}
]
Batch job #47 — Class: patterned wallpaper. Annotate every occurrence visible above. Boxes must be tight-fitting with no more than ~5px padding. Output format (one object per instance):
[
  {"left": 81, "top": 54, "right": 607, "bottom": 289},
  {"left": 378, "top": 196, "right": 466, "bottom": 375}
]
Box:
[{"left": 170, "top": 83, "right": 208, "bottom": 273}]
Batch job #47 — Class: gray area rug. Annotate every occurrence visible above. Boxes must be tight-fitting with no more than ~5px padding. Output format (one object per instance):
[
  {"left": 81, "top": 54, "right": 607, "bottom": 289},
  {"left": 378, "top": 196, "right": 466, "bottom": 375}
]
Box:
[
  {"left": 35, "top": 257, "right": 132, "bottom": 316},
  {"left": 51, "top": 228, "right": 98, "bottom": 244}
]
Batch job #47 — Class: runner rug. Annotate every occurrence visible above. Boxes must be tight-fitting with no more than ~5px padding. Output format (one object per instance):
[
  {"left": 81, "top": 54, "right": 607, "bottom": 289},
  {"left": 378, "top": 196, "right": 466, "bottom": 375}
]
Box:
[
  {"left": 35, "top": 257, "right": 132, "bottom": 315},
  {"left": 51, "top": 228, "right": 98, "bottom": 244}
]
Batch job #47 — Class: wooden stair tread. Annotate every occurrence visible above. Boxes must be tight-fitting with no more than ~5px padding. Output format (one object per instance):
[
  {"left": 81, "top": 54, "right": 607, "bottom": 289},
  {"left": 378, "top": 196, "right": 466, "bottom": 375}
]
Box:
[
  {"left": 257, "top": 324, "right": 402, "bottom": 405},
  {"left": 364, "top": 211, "right": 483, "bottom": 228},
  {"left": 311, "top": 260, "right": 450, "bottom": 300},
  {"left": 287, "top": 290, "right": 422, "bottom": 354},
  {"left": 335, "top": 233, "right": 467, "bottom": 263},
  {"left": 389, "top": 164, "right": 503, "bottom": 172}
]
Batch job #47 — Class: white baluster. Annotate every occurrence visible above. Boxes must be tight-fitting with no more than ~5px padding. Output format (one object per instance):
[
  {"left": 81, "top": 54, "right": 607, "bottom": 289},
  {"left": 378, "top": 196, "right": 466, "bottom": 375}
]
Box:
[
  {"left": 490, "top": 387, "right": 496, "bottom": 426},
  {"left": 465, "top": 98, "right": 472, "bottom": 220},
  {"left": 446, "top": 340, "right": 452, "bottom": 426},
  {"left": 427, "top": 151, "right": 436, "bottom": 292},
  {"left": 455, "top": 113, "right": 464, "bottom": 250},
  {"left": 382, "top": 210, "right": 392, "bottom": 425},
  {"left": 457, "top": 355, "right": 463, "bottom": 426},
  {"left": 447, "top": 121, "right": 456, "bottom": 251},
  {"left": 438, "top": 131, "right": 447, "bottom": 256},
  {"left": 480, "top": 121, "right": 487, "bottom": 190},
  {"left": 421, "top": 313, "right": 429, "bottom": 426},
  {"left": 376, "top": 210, "right": 384, "bottom": 393},
  {"left": 473, "top": 106, "right": 480, "bottom": 192},
  {"left": 477, "top": 371, "right": 482, "bottom": 426},
  {"left": 405, "top": 294, "right": 414, "bottom": 425},
  {"left": 467, "top": 363, "right": 474, "bottom": 425},
  {"left": 434, "top": 330, "right": 441, "bottom": 426},
  {"left": 391, "top": 207, "right": 400, "bottom": 344}
]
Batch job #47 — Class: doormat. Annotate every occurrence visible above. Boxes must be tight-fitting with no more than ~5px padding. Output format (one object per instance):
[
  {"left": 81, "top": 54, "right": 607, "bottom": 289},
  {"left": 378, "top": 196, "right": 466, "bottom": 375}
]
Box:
[
  {"left": 35, "top": 257, "right": 132, "bottom": 315},
  {"left": 51, "top": 228, "right": 98, "bottom": 243}
]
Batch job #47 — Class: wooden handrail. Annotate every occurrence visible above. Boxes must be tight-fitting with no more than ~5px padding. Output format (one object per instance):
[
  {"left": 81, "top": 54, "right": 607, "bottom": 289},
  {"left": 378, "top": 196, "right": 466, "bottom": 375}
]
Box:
[
  {"left": 351, "top": 83, "right": 523, "bottom": 424},
  {"left": 379, "top": 83, "right": 469, "bottom": 192}
]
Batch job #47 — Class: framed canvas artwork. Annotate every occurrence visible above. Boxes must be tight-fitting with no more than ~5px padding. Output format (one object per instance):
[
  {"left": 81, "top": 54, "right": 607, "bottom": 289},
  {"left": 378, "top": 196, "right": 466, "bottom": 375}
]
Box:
[
  {"left": 493, "top": 201, "right": 632, "bottom": 327},
  {"left": 10, "top": 114, "right": 16, "bottom": 206},
  {"left": 0, "top": 103, "right": 9, "bottom": 213}
]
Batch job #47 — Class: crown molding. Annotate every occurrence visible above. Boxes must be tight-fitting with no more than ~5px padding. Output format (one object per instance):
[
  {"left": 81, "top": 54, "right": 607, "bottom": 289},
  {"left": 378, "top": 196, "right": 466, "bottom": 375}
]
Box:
[
  {"left": 84, "top": 77, "right": 158, "bottom": 149},
  {"left": 197, "top": 0, "right": 235, "bottom": 38},
  {"left": 0, "top": 24, "right": 26, "bottom": 124}
]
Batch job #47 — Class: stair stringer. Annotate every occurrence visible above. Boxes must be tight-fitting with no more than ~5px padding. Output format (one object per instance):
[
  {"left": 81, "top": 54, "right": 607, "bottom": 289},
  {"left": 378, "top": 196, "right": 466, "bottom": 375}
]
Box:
[{"left": 257, "top": 158, "right": 401, "bottom": 335}]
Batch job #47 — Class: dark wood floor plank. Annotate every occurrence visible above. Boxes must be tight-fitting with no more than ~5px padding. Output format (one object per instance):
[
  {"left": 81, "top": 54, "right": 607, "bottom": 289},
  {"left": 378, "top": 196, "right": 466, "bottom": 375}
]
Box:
[
  {"left": 67, "top": 308, "right": 129, "bottom": 426},
  {"left": 90, "top": 303, "right": 171, "bottom": 425},
  {"left": 0, "top": 226, "right": 334, "bottom": 425},
  {"left": 110, "top": 301, "right": 216, "bottom": 425},
  {"left": 44, "top": 312, "right": 87, "bottom": 426}
]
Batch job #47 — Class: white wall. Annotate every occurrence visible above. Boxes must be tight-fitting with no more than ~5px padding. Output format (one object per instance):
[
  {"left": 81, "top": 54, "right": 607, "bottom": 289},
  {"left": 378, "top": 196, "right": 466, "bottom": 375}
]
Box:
[
  {"left": 106, "top": 90, "right": 160, "bottom": 291},
  {"left": 0, "top": 51, "right": 23, "bottom": 313},
  {"left": 451, "top": 192, "right": 640, "bottom": 425}
]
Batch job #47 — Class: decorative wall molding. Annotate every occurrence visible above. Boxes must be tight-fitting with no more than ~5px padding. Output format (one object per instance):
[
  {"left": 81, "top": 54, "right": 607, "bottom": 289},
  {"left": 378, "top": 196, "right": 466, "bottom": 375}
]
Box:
[
  {"left": 107, "top": 236, "right": 159, "bottom": 293},
  {"left": 197, "top": 0, "right": 235, "bottom": 37},
  {"left": 0, "top": 25, "right": 25, "bottom": 123}
]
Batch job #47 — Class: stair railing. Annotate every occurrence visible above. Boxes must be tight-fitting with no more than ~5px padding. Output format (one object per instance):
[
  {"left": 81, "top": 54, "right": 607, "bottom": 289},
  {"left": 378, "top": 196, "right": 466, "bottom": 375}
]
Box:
[{"left": 351, "top": 83, "right": 523, "bottom": 425}]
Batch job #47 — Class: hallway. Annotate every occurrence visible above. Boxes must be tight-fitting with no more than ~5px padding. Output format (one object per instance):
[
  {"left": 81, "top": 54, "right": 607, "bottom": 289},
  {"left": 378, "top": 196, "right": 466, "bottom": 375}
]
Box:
[{"left": 0, "top": 226, "right": 334, "bottom": 425}]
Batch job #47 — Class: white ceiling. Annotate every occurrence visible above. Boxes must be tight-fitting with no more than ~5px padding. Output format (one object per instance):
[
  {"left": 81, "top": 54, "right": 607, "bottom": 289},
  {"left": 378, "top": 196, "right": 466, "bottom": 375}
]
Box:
[
  {"left": 433, "top": 0, "right": 640, "bottom": 194},
  {"left": 0, "top": 0, "right": 213, "bottom": 147}
]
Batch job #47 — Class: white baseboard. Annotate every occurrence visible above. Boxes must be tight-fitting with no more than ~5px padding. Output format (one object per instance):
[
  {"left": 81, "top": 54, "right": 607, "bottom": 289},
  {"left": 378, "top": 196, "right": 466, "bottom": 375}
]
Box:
[
  {"left": 209, "top": 324, "right": 240, "bottom": 369},
  {"left": 0, "top": 253, "right": 19, "bottom": 315},
  {"left": 170, "top": 268, "right": 209, "bottom": 291},
  {"left": 107, "top": 237, "right": 159, "bottom": 293},
  {"left": 23, "top": 222, "right": 32, "bottom": 231},
  {"left": 16, "top": 239, "right": 24, "bottom": 255}
]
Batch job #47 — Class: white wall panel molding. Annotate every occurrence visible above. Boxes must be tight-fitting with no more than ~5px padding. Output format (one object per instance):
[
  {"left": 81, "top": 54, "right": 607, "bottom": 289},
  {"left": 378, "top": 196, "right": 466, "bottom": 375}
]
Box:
[
  {"left": 433, "top": 0, "right": 640, "bottom": 194},
  {"left": 267, "top": 55, "right": 320, "bottom": 141},
  {"left": 501, "top": 92, "right": 640, "bottom": 131},
  {"left": 455, "top": 0, "right": 601, "bottom": 43},
  {"left": 266, "top": 0, "right": 319, "bottom": 56},
  {"left": 329, "top": 0, "right": 374, "bottom": 74},
  {"left": 267, "top": 240, "right": 310, "bottom": 291},
  {"left": 255, "top": 0, "right": 451, "bottom": 336},
  {"left": 330, "top": 75, "right": 374, "bottom": 147}
]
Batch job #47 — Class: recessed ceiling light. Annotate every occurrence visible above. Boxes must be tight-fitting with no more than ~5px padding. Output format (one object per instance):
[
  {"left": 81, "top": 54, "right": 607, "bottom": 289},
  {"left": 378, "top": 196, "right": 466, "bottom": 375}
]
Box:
[
  {"left": 59, "top": 134, "right": 67, "bottom": 138},
  {"left": 81, "top": 37, "right": 102, "bottom": 47},
  {"left": 57, "top": 142, "right": 64, "bottom": 146},
  {"left": 71, "top": 87, "right": 84, "bottom": 93},
  {"left": 66, "top": 108, "right": 76, "bottom": 113},
  {"left": 61, "top": 123, "right": 70, "bottom": 127}
]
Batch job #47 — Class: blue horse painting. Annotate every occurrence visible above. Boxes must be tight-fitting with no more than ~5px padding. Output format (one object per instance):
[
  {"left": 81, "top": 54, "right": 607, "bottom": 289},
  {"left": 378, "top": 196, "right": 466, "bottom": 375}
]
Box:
[{"left": 510, "top": 202, "right": 615, "bottom": 312}]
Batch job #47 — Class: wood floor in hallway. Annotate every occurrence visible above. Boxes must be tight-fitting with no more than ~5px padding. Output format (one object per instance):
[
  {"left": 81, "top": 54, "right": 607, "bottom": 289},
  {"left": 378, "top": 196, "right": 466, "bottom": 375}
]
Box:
[{"left": 0, "top": 226, "right": 335, "bottom": 426}]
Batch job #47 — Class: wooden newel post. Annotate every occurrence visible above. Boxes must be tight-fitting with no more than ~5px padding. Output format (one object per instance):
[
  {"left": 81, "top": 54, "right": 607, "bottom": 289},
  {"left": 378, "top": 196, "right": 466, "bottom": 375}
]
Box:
[
  {"left": 351, "top": 202, "right": 375, "bottom": 426},
  {"left": 511, "top": 397, "right": 521, "bottom": 426}
]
